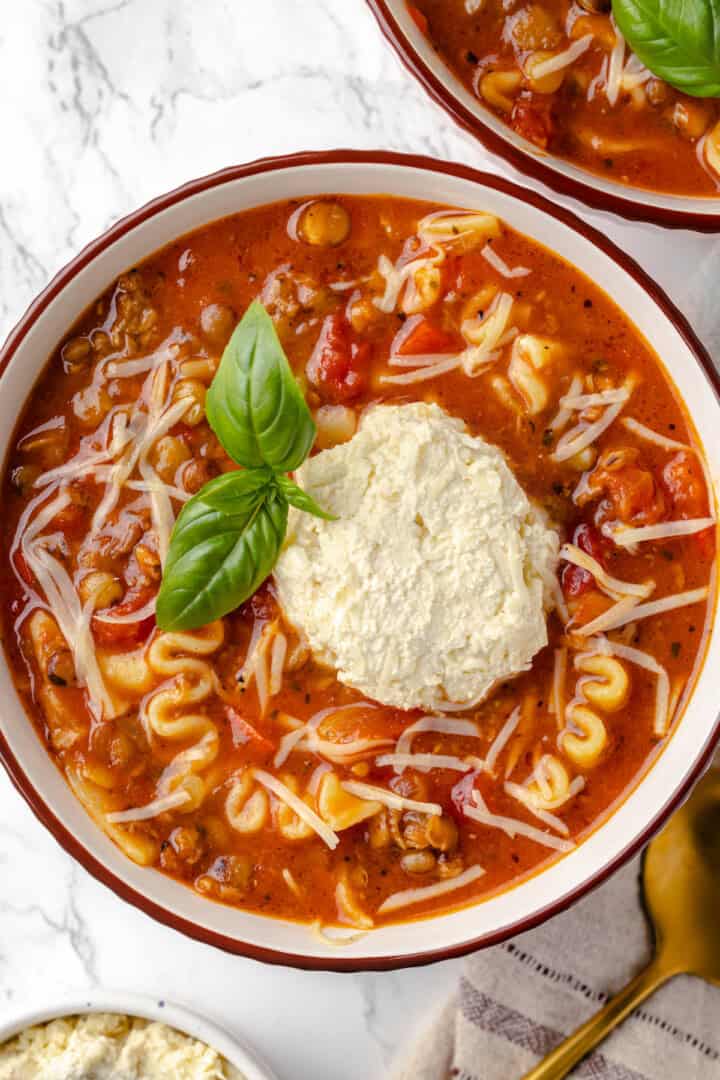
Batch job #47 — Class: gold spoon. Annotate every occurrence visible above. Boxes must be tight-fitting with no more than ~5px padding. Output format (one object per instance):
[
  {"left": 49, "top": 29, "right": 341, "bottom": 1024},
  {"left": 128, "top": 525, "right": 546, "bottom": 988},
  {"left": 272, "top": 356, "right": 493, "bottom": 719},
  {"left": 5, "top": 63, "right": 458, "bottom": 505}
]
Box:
[{"left": 522, "top": 767, "right": 720, "bottom": 1080}]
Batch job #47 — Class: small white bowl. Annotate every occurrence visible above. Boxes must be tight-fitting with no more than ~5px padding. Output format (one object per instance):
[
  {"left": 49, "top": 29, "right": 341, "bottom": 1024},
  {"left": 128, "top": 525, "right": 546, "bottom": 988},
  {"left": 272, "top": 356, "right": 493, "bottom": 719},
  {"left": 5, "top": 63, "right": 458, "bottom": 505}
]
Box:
[
  {"left": 0, "top": 990, "right": 278, "bottom": 1079},
  {"left": 367, "top": 0, "right": 720, "bottom": 232},
  {"left": 0, "top": 150, "right": 719, "bottom": 970}
]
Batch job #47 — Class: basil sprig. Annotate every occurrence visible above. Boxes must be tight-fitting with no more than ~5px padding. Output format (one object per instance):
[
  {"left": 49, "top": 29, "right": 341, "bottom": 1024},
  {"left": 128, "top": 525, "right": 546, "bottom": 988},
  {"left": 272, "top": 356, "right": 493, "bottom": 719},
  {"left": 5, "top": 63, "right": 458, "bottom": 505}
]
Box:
[
  {"left": 613, "top": 0, "right": 720, "bottom": 97},
  {"left": 156, "top": 302, "right": 331, "bottom": 631}
]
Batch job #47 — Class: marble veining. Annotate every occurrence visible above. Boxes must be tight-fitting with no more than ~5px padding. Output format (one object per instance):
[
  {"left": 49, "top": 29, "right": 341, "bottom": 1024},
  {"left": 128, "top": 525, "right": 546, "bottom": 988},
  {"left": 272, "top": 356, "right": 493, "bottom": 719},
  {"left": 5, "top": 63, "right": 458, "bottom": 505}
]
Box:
[{"left": 1, "top": 3, "right": 719, "bottom": 1078}]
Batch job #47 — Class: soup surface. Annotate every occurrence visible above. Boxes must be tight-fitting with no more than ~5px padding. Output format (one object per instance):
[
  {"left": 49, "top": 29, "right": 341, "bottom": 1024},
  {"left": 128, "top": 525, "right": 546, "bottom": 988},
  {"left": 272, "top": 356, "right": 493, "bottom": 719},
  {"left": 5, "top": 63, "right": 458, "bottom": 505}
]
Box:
[
  {"left": 1, "top": 194, "right": 715, "bottom": 930},
  {"left": 407, "top": 0, "right": 720, "bottom": 198}
]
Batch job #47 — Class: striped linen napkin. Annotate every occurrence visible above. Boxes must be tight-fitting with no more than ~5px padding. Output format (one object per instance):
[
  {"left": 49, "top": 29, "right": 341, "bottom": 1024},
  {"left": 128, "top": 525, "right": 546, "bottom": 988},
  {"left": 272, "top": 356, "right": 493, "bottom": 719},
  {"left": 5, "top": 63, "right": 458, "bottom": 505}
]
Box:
[{"left": 390, "top": 852, "right": 720, "bottom": 1079}]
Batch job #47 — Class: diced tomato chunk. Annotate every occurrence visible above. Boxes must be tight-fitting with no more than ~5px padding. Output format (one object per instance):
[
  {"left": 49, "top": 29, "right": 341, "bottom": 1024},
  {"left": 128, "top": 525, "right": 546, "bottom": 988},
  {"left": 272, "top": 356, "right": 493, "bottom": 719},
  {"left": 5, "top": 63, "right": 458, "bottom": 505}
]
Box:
[
  {"left": 662, "top": 451, "right": 708, "bottom": 519},
  {"left": 575, "top": 522, "right": 606, "bottom": 562},
  {"left": 589, "top": 453, "right": 666, "bottom": 526},
  {"left": 406, "top": 3, "right": 429, "bottom": 33},
  {"left": 307, "top": 313, "right": 369, "bottom": 403},
  {"left": 395, "top": 316, "right": 458, "bottom": 357},
  {"left": 92, "top": 585, "right": 156, "bottom": 646},
  {"left": 511, "top": 97, "right": 554, "bottom": 150},
  {"left": 225, "top": 706, "right": 275, "bottom": 760},
  {"left": 561, "top": 522, "right": 606, "bottom": 598},
  {"left": 572, "top": 589, "right": 614, "bottom": 629}
]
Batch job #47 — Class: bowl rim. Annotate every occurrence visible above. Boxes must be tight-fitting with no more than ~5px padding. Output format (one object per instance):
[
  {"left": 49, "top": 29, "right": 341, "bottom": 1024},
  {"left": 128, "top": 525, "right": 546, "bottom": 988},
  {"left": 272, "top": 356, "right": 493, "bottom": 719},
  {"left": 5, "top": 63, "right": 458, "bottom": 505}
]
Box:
[
  {"left": 0, "top": 989, "right": 278, "bottom": 1079},
  {"left": 365, "top": 0, "right": 720, "bottom": 233},
  {"left": 1, "top": 148, "right": 719, "bottom": 972}
]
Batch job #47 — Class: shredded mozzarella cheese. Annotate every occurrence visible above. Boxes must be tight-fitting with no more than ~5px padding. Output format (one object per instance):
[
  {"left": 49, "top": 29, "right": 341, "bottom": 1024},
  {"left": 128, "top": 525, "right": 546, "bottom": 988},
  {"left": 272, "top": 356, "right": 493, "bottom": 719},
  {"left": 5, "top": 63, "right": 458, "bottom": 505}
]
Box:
[
  {"left": 254, "top": 769, "right": 340, "bottom": 849},
  {"left": 560, "top": 543, "right": 654, "bottom": 601},
  {"left": 503, "top": 781, "right": 571, "bottom": 836},
  {"left": 395, "top": 716, "right": 481, "bottom": 758},
  {"left": 375, "top": 753, "right": 472, "bottom": 773},
  {"left": 484, "top": 707, "right": 520, "bottom": 775},
  {"left": 621, "top": 417, "right": 690, "bottom": 452},
  {"left": 341, "top": 780, "right": 442, "bottom": 816},
  {"left": 270, "top": 632, "right": 288, "bottom": 696},
  {"left": 605, "top": 518, "right": 715, "bottom": 546},
  {"left": 378, "top": 864, "right": 485, "bottom": 914},
  {"left": 549, "top": 373, "right": 583, "bottom": 434},
  {"left": 460, "top": 292, "right": 514, "bottom": 376},
  {"left": 105, "top": 789, "right": 191, "bottom": 823},
  {"left": 379, "top": 354, "right": 462, "bottom": 385},
  {"left": 577, "top": 587, "right": 709, "bottom": 637},
  {"left": 531, "top": 35, "right": 593, "bottom": 79},
  {"left": 21, "top": 491, "right": 116, "bottom": 720},
  {"left": 551, "top": 647, "right": 567, "bottom": 722},
  {"left": 273, "top": 725, "right": 308, "bottom": 768},
  {"left": 552, "top": 390, "right": 630, "bottom": 463},
  {"left": 465, "top": 791, "right": 575, "bottom": 852},
  {"left": 605, "top": 21, "right": 626, "bottom": 106},
  {"left": 480, "top": 243, "right": 530, "bottom": 279}
]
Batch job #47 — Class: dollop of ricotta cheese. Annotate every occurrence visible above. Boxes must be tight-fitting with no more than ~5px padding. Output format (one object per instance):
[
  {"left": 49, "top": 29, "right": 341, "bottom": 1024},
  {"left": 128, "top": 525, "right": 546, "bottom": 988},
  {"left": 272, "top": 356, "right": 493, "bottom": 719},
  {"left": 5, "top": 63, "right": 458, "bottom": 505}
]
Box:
[{"left": 274, "top": 402, "right": 559, "bottom": 712}]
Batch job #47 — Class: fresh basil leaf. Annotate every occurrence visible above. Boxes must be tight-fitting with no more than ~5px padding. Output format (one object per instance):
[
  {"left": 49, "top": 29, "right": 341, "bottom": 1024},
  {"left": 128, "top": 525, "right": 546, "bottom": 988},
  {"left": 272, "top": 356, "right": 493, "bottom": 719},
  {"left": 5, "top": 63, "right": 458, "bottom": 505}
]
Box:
[
  {"left": 206, "top": 301, "right": 316, "bottom": 471},
  {"left": 612, "top": 0, "right": 720, "bottom": 97},
  {"left": 275, "top": 475, "right": 337, "bottom": 521},
  {"left": 156, "top": 469, "right": 288, "bottom": 631}
]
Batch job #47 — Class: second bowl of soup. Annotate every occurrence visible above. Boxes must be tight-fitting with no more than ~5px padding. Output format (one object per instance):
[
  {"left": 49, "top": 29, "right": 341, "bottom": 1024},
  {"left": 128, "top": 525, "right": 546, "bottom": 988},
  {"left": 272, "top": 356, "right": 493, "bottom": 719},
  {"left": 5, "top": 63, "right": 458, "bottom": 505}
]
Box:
[{"left": 368, "top": 1, "right": 720, "bottom": 230}]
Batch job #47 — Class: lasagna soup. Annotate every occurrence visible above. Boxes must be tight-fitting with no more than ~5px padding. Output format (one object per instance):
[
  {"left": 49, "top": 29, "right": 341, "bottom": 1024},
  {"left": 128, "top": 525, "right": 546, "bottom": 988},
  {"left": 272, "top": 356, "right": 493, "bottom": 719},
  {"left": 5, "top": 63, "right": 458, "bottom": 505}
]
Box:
[
  {"left": 2, "top": 195, "right": 715, "bottom": 930},
  {"left": 406, "top": 1, "right": 720, "bottom": 198}
]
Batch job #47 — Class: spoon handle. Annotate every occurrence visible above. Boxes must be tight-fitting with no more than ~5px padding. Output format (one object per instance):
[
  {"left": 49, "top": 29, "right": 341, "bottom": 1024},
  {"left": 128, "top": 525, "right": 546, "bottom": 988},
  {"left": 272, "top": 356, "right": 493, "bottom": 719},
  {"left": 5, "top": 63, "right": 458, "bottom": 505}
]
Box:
[{"left": 520, "top": 958, "right": 673, "bottom": 1080}]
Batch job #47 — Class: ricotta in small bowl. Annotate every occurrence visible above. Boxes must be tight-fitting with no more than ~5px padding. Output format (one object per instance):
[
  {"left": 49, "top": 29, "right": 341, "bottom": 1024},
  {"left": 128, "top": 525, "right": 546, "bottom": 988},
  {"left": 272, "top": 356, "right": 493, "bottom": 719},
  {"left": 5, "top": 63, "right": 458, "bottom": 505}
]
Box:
[
  {"left": 0, "top": 1012, "right": 244, "bottom": 1080},
  {"left": 274, "top": 401, "right": 559, "bottom": 711}
]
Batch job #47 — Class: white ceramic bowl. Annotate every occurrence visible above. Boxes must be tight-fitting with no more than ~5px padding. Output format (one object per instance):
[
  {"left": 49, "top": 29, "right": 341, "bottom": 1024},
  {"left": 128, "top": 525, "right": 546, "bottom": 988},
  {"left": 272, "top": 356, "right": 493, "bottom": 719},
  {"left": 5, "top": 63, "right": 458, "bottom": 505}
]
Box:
[
  {"left": 1, "top": 150, "right": 719, "bottom": 970},
  {"left": 367, "top": 1, "right": 720, "bottom": 232},
  {"left": 0, "top": 990, "right": 277, "bottom": 1079}
]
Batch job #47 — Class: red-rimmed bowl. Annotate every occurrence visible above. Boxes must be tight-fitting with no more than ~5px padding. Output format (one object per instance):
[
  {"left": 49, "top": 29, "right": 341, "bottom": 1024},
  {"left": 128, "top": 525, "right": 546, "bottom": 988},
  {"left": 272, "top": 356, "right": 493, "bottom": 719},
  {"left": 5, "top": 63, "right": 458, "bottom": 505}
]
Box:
[
  {"left": 1, "top": 150, "right": 719, "bottom": 971},
  {"left": 367, "top": 0, "right": 720, "bottom": 232}
]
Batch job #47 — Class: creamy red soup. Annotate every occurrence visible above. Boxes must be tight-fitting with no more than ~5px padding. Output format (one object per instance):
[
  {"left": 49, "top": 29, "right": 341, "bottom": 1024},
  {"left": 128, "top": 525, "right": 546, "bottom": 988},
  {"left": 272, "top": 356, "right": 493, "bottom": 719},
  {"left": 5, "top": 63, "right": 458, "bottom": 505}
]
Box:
[
  {"left": 1, "top": 194, "right": 715, "bottom": 930},
  {"left": 407, "top": 1, "right": 720, "bottom": 198}
]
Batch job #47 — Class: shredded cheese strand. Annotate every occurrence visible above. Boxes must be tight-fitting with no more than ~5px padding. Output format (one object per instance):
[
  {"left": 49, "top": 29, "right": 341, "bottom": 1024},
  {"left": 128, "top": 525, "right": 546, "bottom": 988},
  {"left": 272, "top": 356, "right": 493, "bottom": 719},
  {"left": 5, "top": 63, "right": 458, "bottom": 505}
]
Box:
[
  {"left": 254, "top": 769, "right": 339, "bottom": 850},
  {"left": 465, "top": 792, "right": 575, "bottom": 852},
  {"left": 560, "top": 542, "right": 654, "bottom": 600},
  {"left": 480, "top": 243, "right": 530, "bottom": 279},
  {"left": 341, "top": 780, "right": 442, "bottom": 816},
  {"left": 549, "top": 373, "right": 583, "bottom": 434},
  {"left": 396, "top": 716, "right": 480, "bottom": 758},
  {"left": 576, "top": 587, "right": 709, "bottom": 637},
  {"left": 378, "top": 864, "right": 485, "bottom": 914},
  {"left": 106, "top": 789, "right": 191, "bottom": 823},
  {"left": 551, "top": 648, "right": 567, "bottom": 723},
  {"left": 503, "top": 782, "right": 571, "bottom": 836},
  {"left": 621, "top": 417, "right": 690, "bottom": 452},
  {"left": 375, "top": 753, "right": 472, "bottom": 773},
  {"left": 484, "top": 707, "right": 520, "bottom": 775},
  {"left": 605, "top": 518, "right": 715, "bottom": 546},
  {"left": 552, "top": 391, "right": 630, "bottom": 463},
  {"left": 531, "top": 34, "right": 593, "bottom": 79},
  {"left": 379, "top": 354, "right": 462, "bottom": 385}
]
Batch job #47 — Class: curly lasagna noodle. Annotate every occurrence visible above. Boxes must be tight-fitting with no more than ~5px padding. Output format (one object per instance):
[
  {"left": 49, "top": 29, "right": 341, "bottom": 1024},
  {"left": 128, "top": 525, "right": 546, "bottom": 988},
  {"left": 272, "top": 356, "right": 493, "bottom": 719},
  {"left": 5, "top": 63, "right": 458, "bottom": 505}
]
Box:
[
  {"left": 407, "top": 0, "right": 720, "bottom": 198},
  {"left": 1, "top": 194, "right": 715, "bottom": 928}
]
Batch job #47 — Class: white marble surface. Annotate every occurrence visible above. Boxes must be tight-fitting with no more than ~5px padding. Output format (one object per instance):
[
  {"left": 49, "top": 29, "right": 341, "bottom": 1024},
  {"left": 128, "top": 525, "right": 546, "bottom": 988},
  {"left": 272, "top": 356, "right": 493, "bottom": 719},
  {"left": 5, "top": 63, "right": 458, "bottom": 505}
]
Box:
[{"left": 1, "top": 4, "right": 719, "bottom": 1079}]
